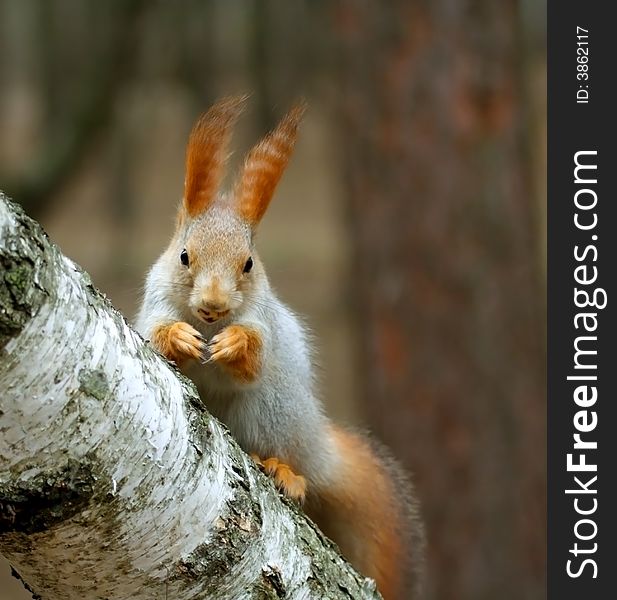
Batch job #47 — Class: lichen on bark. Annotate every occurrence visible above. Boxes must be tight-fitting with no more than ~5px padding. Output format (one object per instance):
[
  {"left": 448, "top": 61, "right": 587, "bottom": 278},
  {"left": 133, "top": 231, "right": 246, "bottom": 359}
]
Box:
[{"left": 0, "top": 196, "right": 49, "bottom": 348}]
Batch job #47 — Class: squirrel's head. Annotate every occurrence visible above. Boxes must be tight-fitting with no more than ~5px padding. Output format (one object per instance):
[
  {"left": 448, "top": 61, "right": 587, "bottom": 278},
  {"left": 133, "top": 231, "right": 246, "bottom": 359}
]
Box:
[{"left": 171, "top": 96, "right": 305, "bottom": 325}]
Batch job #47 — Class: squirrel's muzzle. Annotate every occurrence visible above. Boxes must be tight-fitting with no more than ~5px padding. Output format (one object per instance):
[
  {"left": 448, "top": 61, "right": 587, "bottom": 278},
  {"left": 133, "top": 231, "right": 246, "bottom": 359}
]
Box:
[
  {"left": 197, "top": 306, "right": 230, "bottom": 324},
  {"left": 193, "top": 278, "right": 234, "bottom": 323}
]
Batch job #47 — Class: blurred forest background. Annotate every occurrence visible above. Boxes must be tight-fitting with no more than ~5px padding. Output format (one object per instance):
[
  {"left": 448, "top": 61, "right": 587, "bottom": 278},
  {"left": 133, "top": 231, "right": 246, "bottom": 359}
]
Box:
[{"left": 0, "top": 1, "right": 546, "bottom": 599}]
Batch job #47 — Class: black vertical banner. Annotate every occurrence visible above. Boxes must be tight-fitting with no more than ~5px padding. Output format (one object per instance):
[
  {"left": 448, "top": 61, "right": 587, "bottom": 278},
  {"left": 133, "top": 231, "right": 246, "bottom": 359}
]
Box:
[{"left": 548, "top": 2, "right": 617, "bottom": 599}]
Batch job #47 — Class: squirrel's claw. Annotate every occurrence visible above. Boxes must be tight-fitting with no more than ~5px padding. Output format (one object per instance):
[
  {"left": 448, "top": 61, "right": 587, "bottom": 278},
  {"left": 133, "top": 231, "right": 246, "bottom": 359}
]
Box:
[
  {"left": 153, "top": 321, "right": 205, "bottom": 365},
  {"left": 200, "top": 344, "right": 212, "bottom": 364},
  {"left": 250, "top": 453, "right": 265, "bottom": 468},
  {"left": 205, "top": 325, "right": 263, "bottom": 382},
  {"left": 251, "top": 453, "right": 306, "bottom": 503},
  {"left": 208, "top": 326, "right": 249, "bottom": 363},
  {"left": 261, "top": 457, "right": 307, "bottom": 503}
]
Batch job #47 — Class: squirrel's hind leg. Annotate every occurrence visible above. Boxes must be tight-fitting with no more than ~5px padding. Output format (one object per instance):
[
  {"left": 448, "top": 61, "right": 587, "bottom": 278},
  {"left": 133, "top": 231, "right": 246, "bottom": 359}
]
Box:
[{"left": 251, "top": 454, "right": 307, "bottom": 502}]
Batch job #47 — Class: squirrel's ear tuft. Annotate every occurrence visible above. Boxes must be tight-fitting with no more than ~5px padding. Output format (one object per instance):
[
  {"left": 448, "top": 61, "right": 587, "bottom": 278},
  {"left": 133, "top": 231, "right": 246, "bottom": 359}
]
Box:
[
  {"left": 234, "top": 101, "right": 306, "bottom": 226},
  {"left": 184, "top": 95, "right": 247, "bottom": 217}
]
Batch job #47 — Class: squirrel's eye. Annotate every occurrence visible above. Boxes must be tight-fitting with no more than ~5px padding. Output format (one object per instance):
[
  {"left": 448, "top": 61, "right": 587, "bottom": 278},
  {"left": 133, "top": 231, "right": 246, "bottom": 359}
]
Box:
[
  {"left": 243, "top": 257, "right": 253, "bottom": 273},
  {"left": 180, "top": 249, "right": 189, "bottom": 267}
]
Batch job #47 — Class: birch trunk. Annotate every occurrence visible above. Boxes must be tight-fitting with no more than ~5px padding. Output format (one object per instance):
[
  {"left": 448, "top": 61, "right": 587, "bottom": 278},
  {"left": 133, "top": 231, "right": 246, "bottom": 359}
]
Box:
[{"left": 0, "top": 193, "right": 380, "bottom": 600}]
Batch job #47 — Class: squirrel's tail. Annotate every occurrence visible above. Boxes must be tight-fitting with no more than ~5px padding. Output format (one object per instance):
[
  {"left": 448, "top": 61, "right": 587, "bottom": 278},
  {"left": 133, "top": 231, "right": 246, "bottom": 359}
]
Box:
[{"left": 306, "top": 425, "right": 425, "bottom": 600}]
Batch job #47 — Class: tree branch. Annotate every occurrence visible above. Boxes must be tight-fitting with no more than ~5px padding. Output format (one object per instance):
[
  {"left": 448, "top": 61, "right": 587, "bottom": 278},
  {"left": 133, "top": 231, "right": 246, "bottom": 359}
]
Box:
[{"left": 0, "top": 193, "right": 380, "bottom": 600}]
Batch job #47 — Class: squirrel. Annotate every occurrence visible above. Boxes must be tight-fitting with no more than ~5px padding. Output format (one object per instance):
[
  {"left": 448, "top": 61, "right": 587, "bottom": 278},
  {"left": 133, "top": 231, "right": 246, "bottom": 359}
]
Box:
[{"left": 136, "top": 96, "right": 425, "bottom": 599}]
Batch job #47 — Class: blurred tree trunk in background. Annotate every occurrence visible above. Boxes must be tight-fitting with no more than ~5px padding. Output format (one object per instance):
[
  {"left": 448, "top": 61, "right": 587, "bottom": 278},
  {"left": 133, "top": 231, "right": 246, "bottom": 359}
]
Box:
[{"left": 334, "top": 2, "right": 545, "bottom": 599}]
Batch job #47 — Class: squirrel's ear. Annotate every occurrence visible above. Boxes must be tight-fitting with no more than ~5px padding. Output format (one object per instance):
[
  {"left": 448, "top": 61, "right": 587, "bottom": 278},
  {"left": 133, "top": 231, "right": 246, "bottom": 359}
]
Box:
[
  {"left": 184, "top": 95, "right": 247, "bottom": 217},
  {"left": 234, "top": 101, "right": 306, "bottom": 226}
]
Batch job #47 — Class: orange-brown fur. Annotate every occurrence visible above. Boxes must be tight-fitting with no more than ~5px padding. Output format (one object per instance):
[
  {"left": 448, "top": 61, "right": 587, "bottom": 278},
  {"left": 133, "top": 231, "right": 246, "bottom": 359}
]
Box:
[
  {"left": 306, "top": 426, "right": 414, "bottom": 600},
  {"left": 138, "top": 99, "right": 424, "bottom": 599},
  {"left": 235, "top": 102, "right": 306, "bottom": 225},
  {"left": 251, "top": 455, "right": 307, "bottom": 502},
  {"left": 151, "top": 321, "right": 204, "bottom": 366},
  {"left": 184, "top": 96, "right": 246, "bottom": 217},
  {"left": 209, "top": 325, "right": 263, "bottom": 382}
]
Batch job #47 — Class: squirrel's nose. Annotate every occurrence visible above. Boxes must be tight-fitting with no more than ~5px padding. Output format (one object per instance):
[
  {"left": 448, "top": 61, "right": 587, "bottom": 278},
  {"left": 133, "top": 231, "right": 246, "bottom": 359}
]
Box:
[{"left": 203, "top": 300, "right": 227, "bottom": 313}]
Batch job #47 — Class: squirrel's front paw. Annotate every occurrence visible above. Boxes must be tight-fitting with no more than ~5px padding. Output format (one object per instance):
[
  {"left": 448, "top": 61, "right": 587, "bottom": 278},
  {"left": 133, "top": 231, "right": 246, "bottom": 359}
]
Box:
[
  {"left": 151, "top": 322, "right": 206, "bottom": 365},
  {"left": 208, "top": 325, "right": 262, "bottom": 382}
]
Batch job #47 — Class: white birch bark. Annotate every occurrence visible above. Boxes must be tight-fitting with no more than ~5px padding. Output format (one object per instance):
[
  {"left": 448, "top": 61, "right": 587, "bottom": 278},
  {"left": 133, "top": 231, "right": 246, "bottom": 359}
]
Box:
[{"left": 0, "top": 193, "right": 381, "bottom": 600}]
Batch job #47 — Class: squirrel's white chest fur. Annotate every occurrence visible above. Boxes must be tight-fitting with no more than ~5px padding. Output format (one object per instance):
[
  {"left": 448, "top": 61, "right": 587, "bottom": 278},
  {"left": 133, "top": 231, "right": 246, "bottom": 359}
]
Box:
[
  {"left": 187, "top": 299, "right": 330, "bottom": 475},
  {"left": 136, "top": 260, "right": 338, "bottom": 489}
]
